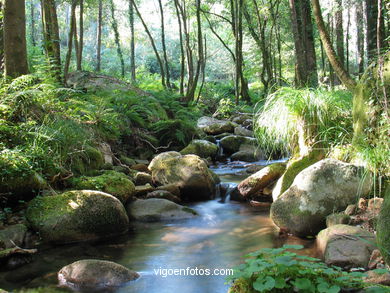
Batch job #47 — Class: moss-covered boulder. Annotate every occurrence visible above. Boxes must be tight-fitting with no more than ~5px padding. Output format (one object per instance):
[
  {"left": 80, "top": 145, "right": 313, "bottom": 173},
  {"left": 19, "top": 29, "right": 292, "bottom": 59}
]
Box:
[
  {"left": 180, "top": 139, "right": 218, "bottom": 158},
  {"left": 326, "top": 213, "right": 351, "bottom": 227},
  {"left": 71, "top": 146, "right": 104, "bottom": 175},
  {"left": 148, "top": 152, "right": 216, "bottom": 201},
  {"left": 272, "top": 150, "right": 325, "bottom": 201},
  {"left": 271, "top": 159, "right": 372, "bottom": 237},
  {"left": 26, "top": 190, "right": 129, "bottom": 244},
  {"left": 58, "top": 259, "right": 139, "bottom": 291},
  {"left": 126, "top": 198, "right": 197, "bottom": 221},
  {"left": 146, "top": 190, "right": 181, "bottom": 203},
  {"left": 238, "top": 163, "right": 286, "bottom": 197},
  {"left": 220, "top": 135, "right": 257, "bottom": 154},
  {"left": 317, "top": 225, "right": 376, "bottom": 269},
  {"left": 376, "top": 187, "right": 390, "bottom": 265},
  {"left": 69, "top": 171, "right": 135, "bottom": 203},
  {"left": 197, "top": 116, "right": 235, "bottom": 135}
]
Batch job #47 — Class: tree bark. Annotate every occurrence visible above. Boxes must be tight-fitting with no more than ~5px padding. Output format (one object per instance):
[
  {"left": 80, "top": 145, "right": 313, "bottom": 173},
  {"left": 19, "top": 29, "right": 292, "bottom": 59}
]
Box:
[
  {"left": 356, "top": 0, "right": 364, "bottom": 75},
  {"left": 4, "top": 0, "right": 29, "bottom": 78},
  {"left": 0, "top": 1, "right": 4, "bottom": 75},
  {"left": 174, "top": 0, "right": 185, "bottom": 95},
  {"left": 64, "top": 0, "right": 76, "bottom": 80},
  {"left": 96, "top": 0, "right": 102, "bottom": 72},
  {"left": 289, "top": 0, "right": 318, "bottom": 87},
  {"left": 109, "top": 0, "right": 125, "bottom": 77},
  {"left": 128, "top": 0, "right": 136, "bottom": 82},
  {"left": 365, "top": 0, "right": 378, "bottom": 61},
  {"left": 335, "top": 0, "right": 344, "bottom": 66},
  {"left": 76, "top": 0, "right": 83, "bottom": 70},
  {"left": 30, "top": 0, "right": 36, "bottom": 46},
  {"left": 41, "top": 0, "right": 61, "bottom": 82},
  {"left": 158, "top": 0, "right": 171, "bottom": 88},
  {"left": 311, "top": 0, "right": 356, "bottom": 91}
]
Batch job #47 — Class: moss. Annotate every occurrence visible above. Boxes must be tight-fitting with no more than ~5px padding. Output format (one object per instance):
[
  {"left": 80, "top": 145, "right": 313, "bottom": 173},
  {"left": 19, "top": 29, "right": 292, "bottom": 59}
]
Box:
[
  {"left": 182, "top": 206, "right": 198, "bottom": 215},
  {"left": 377, "top": 186, "right": 390, "bottom": 265},
  {"left": 71, "top": 146, "right": 104, "bottom": 175},
  {"left": 326, "top": 213, "right": 351, "bottom": 227},
  {"left": 180, "top": 140, "right": 218, "bottom": 158},
  {"left": 273, "top": 150, "right": 324, "bottom": 199},
  {"left": 69, "top": 171, "right": 135, "bottom": 203}
]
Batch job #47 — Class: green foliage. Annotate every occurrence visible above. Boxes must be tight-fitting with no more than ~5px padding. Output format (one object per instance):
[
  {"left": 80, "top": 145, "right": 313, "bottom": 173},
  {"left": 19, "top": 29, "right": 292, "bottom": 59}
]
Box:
[
  {"left": 151, "top": 119, "right": 198, "bottom": 148},
  {"left": 228, "top": 245, "right": 389, "bottom": 293},
  {"left": 254, "top": 87, "right": 353, "bottom": 156}
]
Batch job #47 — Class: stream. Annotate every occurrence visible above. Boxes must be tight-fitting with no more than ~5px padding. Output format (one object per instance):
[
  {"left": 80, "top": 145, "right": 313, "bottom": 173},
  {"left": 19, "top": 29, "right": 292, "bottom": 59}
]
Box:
[{"left": 0, "top": 160, "right": 316, "bottom": 293}]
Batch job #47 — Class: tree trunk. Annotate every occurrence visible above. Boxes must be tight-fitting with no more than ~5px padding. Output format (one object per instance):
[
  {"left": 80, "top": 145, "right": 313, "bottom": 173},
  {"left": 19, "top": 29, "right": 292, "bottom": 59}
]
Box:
[
  {"left": 64, "top": 0, "right": 76, "bottom": 80},
  {"left": 0, "top": 1, "right": 4, "bottom": 75},
  {"left": 158, "top": 0, "right": 171, "bottom": 88},
  {"left": 335, "top": 0, "right": 344, "bottom": 66},
  {"left": 76, "top": 0, "right": 83, "bottom": 70},
  {"left": 109, "top": 0, "right": 125, "bottom": 77},
  {"left": 131, "top": 0, "right": 166, "bottom": 88},
  {"left": 30, "top": 0, "right": 36, "bottom": 46},
  {"left": 289, "top": 0, "right": 318, "bottom": 87},
  {"left": 128, "top": 0, "right": 136, "bottom": 82},
  {"left": 4, "top": 0, "right": 29, "bottom": 78},
  {"left": 311, "top": 0, "right": 356, "bottom": 91},
  {"left": 41, "top": 0, "right": 61, "bottom": 82},
  {"left": 96, "top": 0, "right": 102, "bottom": 72},
  {"left": 174, "top": 0, "right": 185, "bottom": 95},
  {"left": 356, "top": 0, "right": 364, "bottom": 75},
  {"left": 365, "top": 0, "right": 378, "bottom": 61}
]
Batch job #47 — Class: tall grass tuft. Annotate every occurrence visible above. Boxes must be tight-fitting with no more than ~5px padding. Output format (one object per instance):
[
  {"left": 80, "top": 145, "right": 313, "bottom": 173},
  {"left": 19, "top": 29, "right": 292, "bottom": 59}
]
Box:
[{"left": 254, "top": 87, "right": 353, "bottom": 157}]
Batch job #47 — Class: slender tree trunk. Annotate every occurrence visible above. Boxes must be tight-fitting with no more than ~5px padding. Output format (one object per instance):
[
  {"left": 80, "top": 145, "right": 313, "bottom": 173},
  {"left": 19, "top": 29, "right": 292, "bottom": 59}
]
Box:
[
  {"left": 377, "top": 0, "right": 385, "bottom": 56},
  {"left": 96, "top": 0, "right": 102, "bottom": 72},
  {"left": 64, "top": 0, "right": 76, "bottom": 80},
  {"left": 73, "top": 10, "right": 79, "bottom": 65},
  {"left": 174, "top": 0, "right": 185, "bottom": 95},
  {"left": 31, "top": 0, "right": 36, "bottom": 46},
  {"left": 335, "top": 0, "right": 344, "bottom": 66},
  {"left": 311, "top": 0, "right": 356, "bottom": 91},
  {"left": 356, "top": 0, "right": 364, "bottom": 75},
  {"left": 76, "top": 0, "right": 83, "bottom": 70},
  {"left": 346, "top": 5, "right": 350, "bottom": 73},
  {"left": 128, "top": 0, "right": 136, "bottom": 82},
  {"left": 0, "top": 1, "right": 4, "bottom": 75},
  {"left": 131, "top": 0, "right": 166, "bottom": 88},
  {"left": 41, "top": 0, "right": 61, "bottom": 82},
  {"left": 109, "top": 0, "right": 125, "bottom": 77},
  {"left": 158, "top": 0, "right": 171, "bottom": 88}
]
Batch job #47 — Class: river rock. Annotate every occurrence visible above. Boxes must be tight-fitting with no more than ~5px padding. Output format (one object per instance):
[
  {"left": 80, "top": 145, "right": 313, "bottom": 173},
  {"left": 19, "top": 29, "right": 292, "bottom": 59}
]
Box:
[
  {"left": 317, "top": 225, "right": 376, "bottom": 269},
  {"left": 156, "top": 184, "right": 181, "bottom": 197},
  {"left": 270, "top": 159, "right": 372, "bottom": 237},
  {"left": 148, "top": 152, "right": 216, "bottom": 201},
  {"left": 326, "top": 213, "right": 350, "bottom": 227},
  {"left": 220, "top": 136, "right": 257, "bottom": 154},
  {"left": 234, "top": 126, "right": 253, "bottom": 137},
  {"left": 0, "top": 224, "right": 27, "bottom": 248},
  {"left": 180, "top": 139, "right": 218, "bottom": 158},
  {"left": 26, "top": 190, "right": 129, "bottom": 244},
  {"left": 197, "top": 117, "right": 235, "bottom": 135},
  {"left": 126, "top": 198, "right": 197, "bottom": 221},
  {"left": 69, "top": 171, "right": 135, "bottom": 203},
  {"left": 135, "top": 172, "right": 153, "bottom": 186},
  {"left": 134, "top": 184, "right": 155, "bottom": 197},
  {"left": 238, "top": 163, "right": 286, "bottom": 197},
  {"left": 58, "top": 259, "right": 139, "bottom": 290},
  {"left": 146, "top": 190, "right": 181, "bottom": 203}
]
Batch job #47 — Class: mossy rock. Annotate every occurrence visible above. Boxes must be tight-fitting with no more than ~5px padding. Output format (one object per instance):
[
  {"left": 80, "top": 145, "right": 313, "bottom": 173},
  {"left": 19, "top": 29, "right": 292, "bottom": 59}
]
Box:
[
  {"left": 180, "top": 139, "right": 218, "bottom": 158},
  {"left": 220, "top": 135, "right": 256, "bottom": 154},
  {"left": 26, "top": 190, "right": 129, "bottom": 244},
  {"left": 71, "top": 146, "right": 104, "bottom": 175},
  {"left": 377, "top": 186, "right": 390, "bottom": 265},
  {"left": 119, "top": 155, "right": 136, "bottom": 166},
  {"left": 69, "top": 171, "right": 135, "bottom": 203},
  {"left": 326, "top": 213, "right": 351, "bottom": 227},
  {"left": 272, "top": 150, "right": 325, "bottom": 201},
  {"left": 0, "top": 224, "right": 27, "bottom": 248}
]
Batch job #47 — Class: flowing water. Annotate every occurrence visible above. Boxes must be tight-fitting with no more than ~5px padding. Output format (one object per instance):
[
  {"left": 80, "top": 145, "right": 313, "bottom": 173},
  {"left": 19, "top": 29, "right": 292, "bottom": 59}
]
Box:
[{"left": 0, "top": 160, "right": 316, "bottom": 293}]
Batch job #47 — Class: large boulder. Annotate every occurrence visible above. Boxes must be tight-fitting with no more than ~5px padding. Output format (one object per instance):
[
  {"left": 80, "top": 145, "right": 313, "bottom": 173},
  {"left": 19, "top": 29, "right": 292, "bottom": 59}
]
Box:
[
  {"left": 270, "top": 159, "right": 372, "bottom": 237},
  {"left": 220, "top": 135, "right": 257, "bottom": 154},
  {"left": 126, "top": 198, "right": 197, "bottom": 221},
  {"left": 317, "top": 225, "right": 376, "bottom": 269},
  {"left": 180, "top": 139, "right": 218, "bottom": 158},
  {"left": 376, "top": 189, "right": 390, "bottom": 265},
  {"left": 71, "top": 146, "right": 105, "bottom": 175},
  {"left": 58, "top": 259, "right": 139, "bottom": 290},
  {"left": 148, "top": 152, "right": 216, "bottom": 201},
  {"left": 26, "top": 190, "right": 129, "bottom": 244},
  {"left": 234, "top": 126, "right": 253, "bottom": 137},
  {"left": 238, "top": 163, "right": 286, "bottom": 197},
  {"left": 69, "top": 171, "right": 135, "bottom": 203},
  {"left": 197, "top": 117, "right": 235, "bottom": 135}
]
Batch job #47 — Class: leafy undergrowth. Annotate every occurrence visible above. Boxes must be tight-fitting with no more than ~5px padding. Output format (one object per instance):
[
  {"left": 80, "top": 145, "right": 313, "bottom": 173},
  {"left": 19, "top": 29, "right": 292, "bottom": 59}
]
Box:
[{"left": 228, "top": 245, "right": 389, "bottom": 293}]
